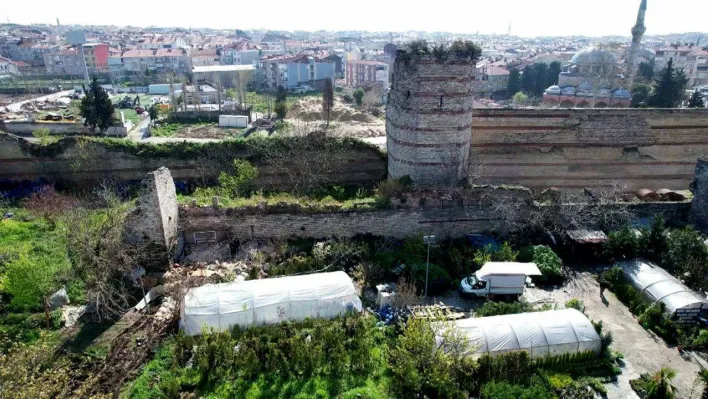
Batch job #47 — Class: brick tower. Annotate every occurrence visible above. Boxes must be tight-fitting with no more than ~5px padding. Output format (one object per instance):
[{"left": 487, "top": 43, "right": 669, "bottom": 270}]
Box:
[{"left": 386, "top": 51, "right": 476, "bottom": 186}]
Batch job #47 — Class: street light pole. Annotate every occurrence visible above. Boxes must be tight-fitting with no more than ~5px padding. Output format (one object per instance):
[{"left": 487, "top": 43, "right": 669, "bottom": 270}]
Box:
[{"left": 423, "top": 235, "right": 436, "bottom": 298}]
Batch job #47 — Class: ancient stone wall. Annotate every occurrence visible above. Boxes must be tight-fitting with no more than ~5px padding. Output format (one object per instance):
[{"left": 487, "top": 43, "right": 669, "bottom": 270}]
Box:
[
  {"left": 691, "top": 156, "right": 708, "bottom": 231},
  {"left": 470, "top": 108, "right": 708, "bottom": 191},
  {"left": 0, "top": 133, "right": 387, "bottom": 189},
  {"left": 124, "top": 167, "right": 179, "bottom": 271},
  {"left": 386, "top": 56, "right": 475, "bottom": 185}
]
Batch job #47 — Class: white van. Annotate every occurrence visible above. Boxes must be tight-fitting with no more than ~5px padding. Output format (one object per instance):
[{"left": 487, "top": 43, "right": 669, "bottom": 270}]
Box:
[{"left": 460, "top": 262, "right": 542, "bottom": 298}]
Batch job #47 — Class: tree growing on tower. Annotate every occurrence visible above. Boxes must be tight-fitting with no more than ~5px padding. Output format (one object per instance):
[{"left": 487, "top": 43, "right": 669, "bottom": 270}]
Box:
[{"left": 80, "top": 76, "right": 115, "bottom": 134}]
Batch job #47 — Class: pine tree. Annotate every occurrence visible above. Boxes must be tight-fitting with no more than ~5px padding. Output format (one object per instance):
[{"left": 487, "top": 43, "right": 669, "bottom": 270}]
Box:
[
  {"left": 648, "top": 58, "right": 687, "bottom": 108},
  {"left": 546, "top": 61, "right": 561, "bottom": 86},
  {"left": 80, "top": 76, "right": 115, "bottom": 134},
  {"left": 520, "top": 65, "right": 535, "bottom": 95},
  {"left": 322, "top": 78, "right": 334, "bottom": 129},
  {"left": 507, "top": 68, "right": 521, "bottom": 96},
  {"left": 533, "top": 63, "right": 548, "bottom": 97},
  {"left": 688, "top": 90, "right": 705, "bottom": 108}
]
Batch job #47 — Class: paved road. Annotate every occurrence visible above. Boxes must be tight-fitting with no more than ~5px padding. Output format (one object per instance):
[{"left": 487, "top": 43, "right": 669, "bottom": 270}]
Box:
[{"left": 5, "top": 90, "right": 74, "bottom": 112}]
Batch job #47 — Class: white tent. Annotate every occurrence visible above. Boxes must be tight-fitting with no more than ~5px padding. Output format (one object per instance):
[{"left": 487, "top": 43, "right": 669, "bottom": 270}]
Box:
[
  {"left": 619, "top": 260, "right": 708, "bottom": 318},
  {"left": 181, "top": 271, "right": 362, "bottom": 336},
  {"left": 445, "top": 309, "right": 601, "bottom": 359}
]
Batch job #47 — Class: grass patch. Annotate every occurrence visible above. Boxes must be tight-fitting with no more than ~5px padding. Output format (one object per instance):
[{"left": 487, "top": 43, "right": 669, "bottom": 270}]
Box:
[{"left": 179, "top": 189, "right": 380, "bottom": 211}]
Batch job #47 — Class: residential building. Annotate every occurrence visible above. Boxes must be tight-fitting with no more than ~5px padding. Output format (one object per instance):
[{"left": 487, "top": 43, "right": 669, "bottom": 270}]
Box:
[
  {"left": 345, "top": 60, "right": 388, "bottom": 88},
  {"left": 686, "top": 49, "right": 708, "bottom": 87},
  {"left": 82, "top": 43, "right": 109, "bottom": 71},
  {"left": 473, "top": 65, "right": 510, "bottom": 98},
  {"left": 260, "top": 54, "right": 335, "bottom": 90},
  {"left": 43, "top": 47, "right": 85, "bottom": 75},
  {"left": 183, "top": 83, "right": 219, "bottom": 105},
  {"left": 0, "top": 56, "right": 20, "bottom": 76},
  {"left": 654, "top": 46, "right": 694, "bottom": 71},
  {"left": 3, "top": 41, "right": 59, "bottom": 66},
  {"left": 192, "top": 64, "right": 255, "bottom": 88},
  {"left": 134, "top": 35, "right": 188, "bottom": 50},
  {"left": 221, "top": 41, "right": 262, "bottom": 65},
  {"left": 118, "top": 48, "right": 191, "bottom": 75},
  {"left": 190, "top": 48, "right": 221, "bottom": 67},
  {"left": 325, "top": 53, "right": 344, "bottom": 79}
]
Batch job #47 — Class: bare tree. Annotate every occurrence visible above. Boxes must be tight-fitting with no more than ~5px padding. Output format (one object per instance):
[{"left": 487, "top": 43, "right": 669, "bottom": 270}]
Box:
[
  {"left": 322, "top": 77, "right": 334, "bottom": 129},
  {"left": 62, "top": 184, "right": 143, "bottom": 321},
  {"left": 391, "top": 277, "right": 420, "bottom": 309}
]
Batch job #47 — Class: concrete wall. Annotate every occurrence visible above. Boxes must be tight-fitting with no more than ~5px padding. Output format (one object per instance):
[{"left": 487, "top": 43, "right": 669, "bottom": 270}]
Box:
[
  {"left": 1, "top": 121, "right": 128, "bottom": 137},
  {"left": 470, "top": 109, "right": 708, "bottom": 191}
]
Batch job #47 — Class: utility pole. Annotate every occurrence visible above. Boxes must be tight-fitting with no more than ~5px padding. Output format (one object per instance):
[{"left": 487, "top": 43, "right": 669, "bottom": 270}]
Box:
[{"left": 423, "top": 235, "right": 436, "bottom": 298}]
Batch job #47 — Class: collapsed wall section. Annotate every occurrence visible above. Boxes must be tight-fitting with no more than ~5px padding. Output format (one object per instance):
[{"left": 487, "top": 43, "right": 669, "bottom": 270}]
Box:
[{"left": 386, "top": 55, "right": 475, "bottom": 186}]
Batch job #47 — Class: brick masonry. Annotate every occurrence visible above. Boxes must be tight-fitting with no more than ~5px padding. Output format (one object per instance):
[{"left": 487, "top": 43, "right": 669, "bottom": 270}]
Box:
[{"left": 386, "top": 55, "right": 475, "bottom": 185}]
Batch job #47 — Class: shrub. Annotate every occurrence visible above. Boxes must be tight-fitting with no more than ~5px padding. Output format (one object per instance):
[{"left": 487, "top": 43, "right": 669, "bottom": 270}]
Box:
[
  {"left": 480, "top": 381, "right": 554, "bottom": 399},
  {"left": 520, "top": 245, "right": 563, "bottom": 284},
  {"left": 217, "top": 159, "right": 258, "bottom": 197},
  {"left": 565, "top": 298, "right": 585, "bottom": 313},
  {"left": 342, "top": 94, "right": 353, "bottom": 103},
  {"left": 353, "top": 89, "right": 364, "bottom": 106},
  {"left": 662, "top": 227, "right": 708, "bottom": 291},
  {"left": 475, "top": 300, "right": 533, "bottom": 317},
  {"left": 640, "top": 216, "right": 667, "bottom": 262},
  {"left": 603, "top": 227, "right": 641, "bottom": 262},
  {"left": 473, "top": 242, "right": 517, "bottom": 269}
]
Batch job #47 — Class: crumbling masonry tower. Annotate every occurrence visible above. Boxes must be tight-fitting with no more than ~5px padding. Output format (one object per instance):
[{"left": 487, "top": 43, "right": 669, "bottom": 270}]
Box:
[{"left": 386, "top": 52, "right": 476, "bottom": 186}]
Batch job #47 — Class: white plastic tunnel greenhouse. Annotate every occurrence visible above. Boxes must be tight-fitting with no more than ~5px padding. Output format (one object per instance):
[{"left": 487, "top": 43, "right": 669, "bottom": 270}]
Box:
[
  {"left": 181, "top": 271, "right": 363, "bottom": 336},
  {"left": 442, "top": 309, "right": 602, "bottom": 359},
  {"left": 619, "top": 260, "right": 708, "bottom": 319}
]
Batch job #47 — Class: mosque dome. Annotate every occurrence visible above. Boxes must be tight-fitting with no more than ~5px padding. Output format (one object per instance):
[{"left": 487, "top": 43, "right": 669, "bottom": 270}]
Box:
[
  {"left": 578, "top": 82, "right": 593, "bottom": 91},
  {"left": 562, "top": 86, "right": 576, "bottom": 95},
  {"left": 614, "top": 88, "right": 632, "bottom": 98},
  {"left": 570, "top": 47, "right": 618, "bottom": 66}
]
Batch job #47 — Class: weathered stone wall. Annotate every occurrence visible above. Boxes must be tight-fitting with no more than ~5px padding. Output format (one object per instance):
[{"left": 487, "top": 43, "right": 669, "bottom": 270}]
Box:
[
  {"left": 387, "top": 56, "right": 475, "bottom": 185},
  {"left": 0, "top": 133, "right": 387, "bottom": 189},
  {"left": 691, "top": 156, "right": 708, "bottom": 231},
  {"left": 471, "top": 108, "right": 708, "bottom": 191},
  {"left": 124, "top": 167, "right": 179, "bottom": 271},
  {"left": 1, "top": 121, "right": 128, "bottom": 137}
]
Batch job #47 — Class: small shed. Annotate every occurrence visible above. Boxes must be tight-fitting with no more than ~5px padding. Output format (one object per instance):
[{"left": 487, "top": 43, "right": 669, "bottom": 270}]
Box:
[
  {"left": 181, "top": 271, "right": 362, "bottom": 335},
  {"left": 619, "top": 259, "right": 708, "bottom": 321},
  {"left": 442, "top": 309, "right": 601, "bottom": 359}
]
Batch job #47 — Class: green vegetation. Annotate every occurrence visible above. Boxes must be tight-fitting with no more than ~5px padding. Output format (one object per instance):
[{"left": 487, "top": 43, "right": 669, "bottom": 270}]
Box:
[
  {"left": 80, "top": 76, "right": 115, "bottom": 133},
  {"left": 565, "top": 298, "right": 585, "bottom": 313},
  {"left": 518, "top": 245, "right": 563, "bottom": 284},
  {"left": 126, "top": 313, "right": 620, "bottom": 399},
  {"left": 474, "top": 299, "right": 537, "bottom": 317},
  {"left": 647, "top": 58, "right": 688, "bottom": 108},
  {"left": 630, "top": 368, "right": 677, "bottom": 399},
  {"left": 687, "top": 89, "right": 705, "bottom": 108},
  {"left": 397, "top": 40, "right": 482, "bottom": 62},
  {"left": 353, "top": 88, "right": 364, "bottom": 106},
  {"left": 31, "top": 128, "right": 59, "bottom": 145},
  {"left": 520, "top": 61, "right": 562, "bottom": 97}
]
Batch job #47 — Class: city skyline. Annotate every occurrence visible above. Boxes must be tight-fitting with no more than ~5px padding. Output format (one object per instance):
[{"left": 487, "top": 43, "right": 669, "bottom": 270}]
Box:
[{"left": 4, "top": 0, "right": 708, "bottom": 38}]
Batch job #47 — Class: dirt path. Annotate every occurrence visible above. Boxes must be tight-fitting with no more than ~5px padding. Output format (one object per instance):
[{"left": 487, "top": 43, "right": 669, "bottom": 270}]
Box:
[{"left": 526, "top": 269, "right": 703, "bottom": 399}]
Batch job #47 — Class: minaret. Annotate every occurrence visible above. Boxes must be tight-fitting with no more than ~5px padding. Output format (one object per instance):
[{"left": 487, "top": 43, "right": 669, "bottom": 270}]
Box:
[{"left": 627, "top": 0, "right": 647, "bottom": 88}]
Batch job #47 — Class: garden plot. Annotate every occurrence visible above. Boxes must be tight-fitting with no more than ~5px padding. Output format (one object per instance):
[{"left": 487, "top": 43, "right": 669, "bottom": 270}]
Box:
[
  {"left": 150, "top": 122, "right": 243, "bottom": 139},
  {"left": 525, "top": 267, "right": 703, "bottom": 399}
]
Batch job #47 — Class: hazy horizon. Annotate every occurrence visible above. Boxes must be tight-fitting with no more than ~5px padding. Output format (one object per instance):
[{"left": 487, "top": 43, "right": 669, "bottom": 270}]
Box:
[{"left": 3, "top": 0, "right": 708, "bottom": 38}]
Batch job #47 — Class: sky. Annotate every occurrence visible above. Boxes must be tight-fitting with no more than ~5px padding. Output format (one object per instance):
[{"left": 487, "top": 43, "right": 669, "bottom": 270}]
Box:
[{"left": 3, "top": 0, "right": 707, "bottom": 37}]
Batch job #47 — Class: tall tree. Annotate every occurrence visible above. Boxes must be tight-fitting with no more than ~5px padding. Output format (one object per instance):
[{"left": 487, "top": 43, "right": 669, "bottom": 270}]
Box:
[
  {"left": 638, "top": 60, "right": 655, "bottom": 81},
  {"left": 533, "top": 63, "right": 548, "bottom": 97},
  {"left": 688, "top": 89, "right": 705, "bottom": 108},
  {"left": 274, "top": 85, "right": 288, "bottom": 119},
  {"left": 648, "top": 58, "right": 687, "bottom": 108},
  {"left": 322, "top": 77, "right": 334, "bottom": 129},
  {"left": 631, "top": 83, "right": 652, "bottom": 108},
  {"left": 507, "top": 68, "right": 521, "bottom": 97},
  {"left": 80, "top": 76, "right": 115, "bottom": 134},
  {"left": 520, "top": 65, "right": 535, "bottom": 95},
  {"left": 546, "top": 61, "right": 561, "bottom": 86}
]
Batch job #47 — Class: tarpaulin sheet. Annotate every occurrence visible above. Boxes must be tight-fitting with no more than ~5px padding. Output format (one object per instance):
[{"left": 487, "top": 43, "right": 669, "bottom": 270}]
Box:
[{"left": 181, "top": 271, "right": 362, "bottom": 335}]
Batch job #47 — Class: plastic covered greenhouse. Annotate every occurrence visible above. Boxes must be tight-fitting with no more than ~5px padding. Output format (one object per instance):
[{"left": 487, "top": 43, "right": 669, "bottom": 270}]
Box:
[
  {"left": 443, "top": 309, "right": 601, "bottom": 359},
  {"left": 181, "top": 271, "right": 362, "bottom": 336},
  {"left": 619, "top": 260, "right": 708, "bottom": 318}
]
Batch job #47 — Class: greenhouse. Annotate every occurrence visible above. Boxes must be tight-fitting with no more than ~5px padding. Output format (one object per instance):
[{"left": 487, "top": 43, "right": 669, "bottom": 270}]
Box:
[
  {"left": 181, "top": 271, "right": 362, "bottom": 336},
  {"left": 619, "top": 260, "right": 708, "bottom": 319},
  {"left": 443, "top": 309, "right": 601, "bottom": 359}
]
